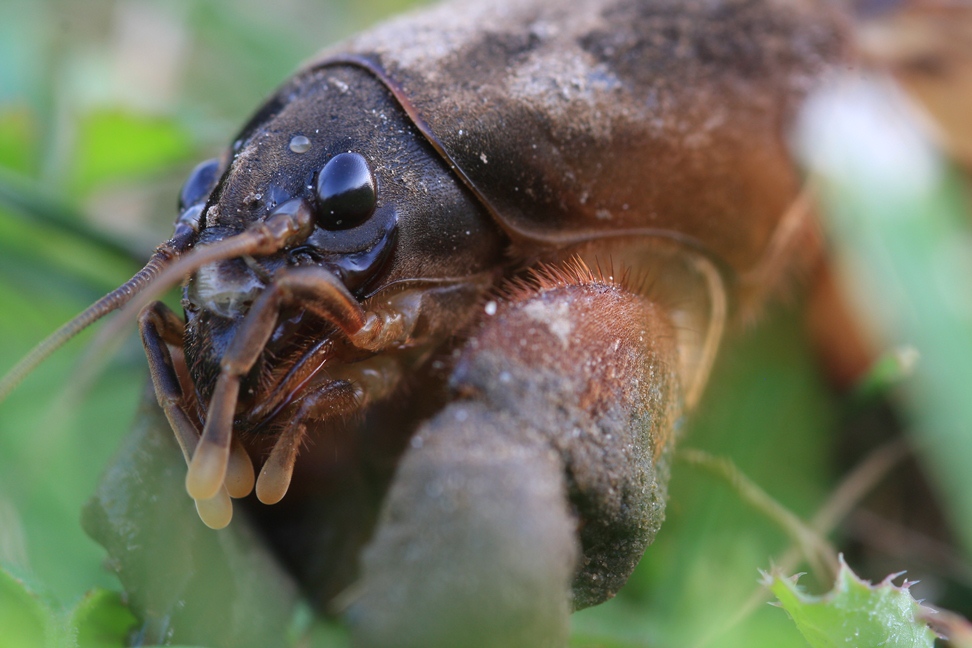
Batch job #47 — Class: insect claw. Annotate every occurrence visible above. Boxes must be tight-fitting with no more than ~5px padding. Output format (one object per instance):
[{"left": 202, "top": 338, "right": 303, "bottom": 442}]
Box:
[
  {"left": 255, "top": 423, "right": 304, "bottom": 505},
  {"left": 225, "top": 438, "right": 256, "bottom": 499},
  {"left": 193, "top": 487, "right": 233, "bottom": 530}
]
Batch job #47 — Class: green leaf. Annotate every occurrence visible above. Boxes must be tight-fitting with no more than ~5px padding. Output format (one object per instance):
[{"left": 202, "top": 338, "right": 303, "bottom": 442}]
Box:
[
  {"left": 71, "top": 110, "right": 193, "bottom": 193},
  {"left": 70, "top": 589, "right": 137, "bottom": 648},
  {"left": 767, "top": 558, "right": 937, "bottom": 648},
  {"left": 0, "top": 566, "right": 53, "bottom": 648},
  {"left": 0, "top": 107, "right": 37, "bottom": 174}
]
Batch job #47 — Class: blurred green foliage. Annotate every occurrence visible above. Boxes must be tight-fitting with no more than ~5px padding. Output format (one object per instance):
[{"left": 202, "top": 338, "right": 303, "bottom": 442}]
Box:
[
  {"left": 801, "top": 78, "right": 972, "bottom": 558},
  {"left": 0, "top": 1, "right": 968, "bottom": 647},
  {"left": 0, "top": 565, "right": 139, "bottom": 648}
]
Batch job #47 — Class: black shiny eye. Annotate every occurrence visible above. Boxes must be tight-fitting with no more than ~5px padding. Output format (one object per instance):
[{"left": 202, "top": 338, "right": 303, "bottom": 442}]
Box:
[
  {"left": 315, "top": 152, "right": 377, "bottom": 230},
  {"left": 179, "top": 158, "right": 221, "bottom": 211}
]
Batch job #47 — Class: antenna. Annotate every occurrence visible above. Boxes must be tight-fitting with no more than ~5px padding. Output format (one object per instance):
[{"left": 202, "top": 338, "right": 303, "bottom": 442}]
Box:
[
  {"left": 0, "top": 244, "right": 180, "bottom": 403},
  {"left": 0, "top": 201, "right": 315, "bottom": 403}
]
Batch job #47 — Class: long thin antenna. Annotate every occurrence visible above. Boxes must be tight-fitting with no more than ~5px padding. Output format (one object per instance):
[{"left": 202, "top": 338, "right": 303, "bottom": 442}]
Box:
[
  {"left": 0, "top": 200, "right": 315, "bottom": 404},
  {"left": 91, "top": 201, "right": 315, "bottom": 354},
  {"left": 0, "top": 243, "right": 181, "bottom": 403}
]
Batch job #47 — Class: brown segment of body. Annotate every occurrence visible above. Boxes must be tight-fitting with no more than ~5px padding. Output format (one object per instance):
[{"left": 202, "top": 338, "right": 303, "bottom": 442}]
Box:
[{"left": 327, "top": 0, "right": 845, "bottom": 272}]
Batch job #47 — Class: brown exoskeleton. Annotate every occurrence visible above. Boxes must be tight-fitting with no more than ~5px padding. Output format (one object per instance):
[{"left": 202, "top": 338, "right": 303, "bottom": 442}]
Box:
[{"left": 1, "top": 0, "right": 854, "bottom": 645}]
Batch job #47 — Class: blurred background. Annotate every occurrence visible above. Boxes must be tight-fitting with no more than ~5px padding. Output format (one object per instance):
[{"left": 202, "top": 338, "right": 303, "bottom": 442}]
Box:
[{"left": 0, "top": 0, "right": 970, "bottom": 646}]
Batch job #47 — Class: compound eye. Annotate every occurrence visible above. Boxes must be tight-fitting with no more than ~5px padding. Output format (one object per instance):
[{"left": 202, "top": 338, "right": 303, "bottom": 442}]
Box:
[
  {"left": 315, "top": 152, "right": 377, "bottom": 230},
  {"left": 179, "top": 158, "right": 221, "bottom": 211}
]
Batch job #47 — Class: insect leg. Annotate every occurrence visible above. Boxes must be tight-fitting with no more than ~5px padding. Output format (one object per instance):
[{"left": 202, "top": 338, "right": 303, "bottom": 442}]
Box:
[
  {"left": 349, "top": 261, "right": 682, "bottom": 647},
  {"left": 255, "top": 378, "right": 359, "bottom": 505},
  {"left": 255, "top": 420, "right": 307, "bottom": 506},
  {"left": 138, "top": 301, "right": 194, "bottom": 455},
  {"left": 138, "top": 302, "right": 244, "bottom": 529}
]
